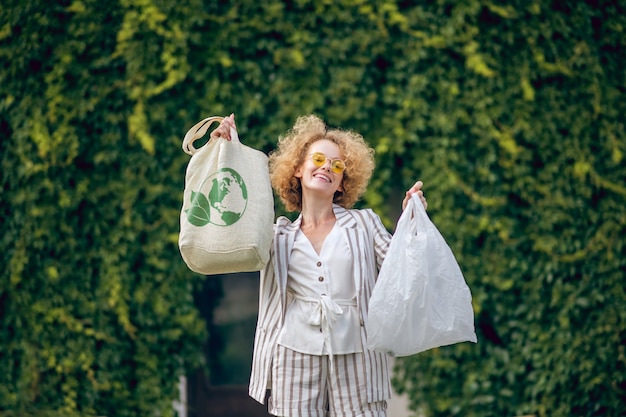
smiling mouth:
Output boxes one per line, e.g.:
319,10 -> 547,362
313,173 -> 331,182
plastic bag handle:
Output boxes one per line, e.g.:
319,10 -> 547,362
413,193 -> 429,225
182,116 -> 239,155
401,193 -> 428,236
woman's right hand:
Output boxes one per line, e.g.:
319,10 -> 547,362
210,113 -> 237,141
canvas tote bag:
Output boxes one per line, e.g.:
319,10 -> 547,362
179,116 -> 274,275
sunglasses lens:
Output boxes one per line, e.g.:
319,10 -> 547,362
331,160 -> 346,173
311,152 -> 326,167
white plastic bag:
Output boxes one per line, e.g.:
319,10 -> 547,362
366,194 -> 477,356
179,116 -> 274,275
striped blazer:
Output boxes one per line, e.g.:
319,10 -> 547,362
249,204 -> 393,404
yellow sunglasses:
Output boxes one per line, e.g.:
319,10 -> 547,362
310,152 -> 346,174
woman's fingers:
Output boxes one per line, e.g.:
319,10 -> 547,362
210,113 -> 236,141
227,113 -> 236,130
409,180 -> 423,193
402,181 -> 427,211
210,124 -> 228,140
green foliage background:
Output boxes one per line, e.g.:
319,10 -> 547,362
1,0 -> 624,416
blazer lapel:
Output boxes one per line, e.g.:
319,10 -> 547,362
333,205 -> 368,304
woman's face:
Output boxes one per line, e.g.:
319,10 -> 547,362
295,139 -> 344,198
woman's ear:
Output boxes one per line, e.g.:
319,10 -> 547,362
294,167 -> 302,178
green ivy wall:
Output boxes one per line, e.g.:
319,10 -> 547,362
1,0 -> 624,416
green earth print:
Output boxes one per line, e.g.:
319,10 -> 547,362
186,168 -> 248,227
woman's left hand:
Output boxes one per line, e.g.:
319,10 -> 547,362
402,181 -> 427,211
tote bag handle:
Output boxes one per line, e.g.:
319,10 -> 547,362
182,116 -> 239,155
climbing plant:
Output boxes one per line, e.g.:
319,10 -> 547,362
1,0 -> 624,415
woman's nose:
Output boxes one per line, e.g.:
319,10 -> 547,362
320,158 -> 332,170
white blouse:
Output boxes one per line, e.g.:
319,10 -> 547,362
277,223 -> 363,355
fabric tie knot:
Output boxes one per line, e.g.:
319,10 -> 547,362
307,294 -> 344,328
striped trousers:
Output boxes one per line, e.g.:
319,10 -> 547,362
268,345 -> 387,417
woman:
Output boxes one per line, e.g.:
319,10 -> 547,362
211,114 -> 427,417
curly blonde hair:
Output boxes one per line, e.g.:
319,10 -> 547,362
269,114 -> 375,212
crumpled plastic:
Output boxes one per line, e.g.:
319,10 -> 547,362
366,194 -> 477,356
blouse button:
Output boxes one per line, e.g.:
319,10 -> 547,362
318,276 -> 324,282
317,261 -> 322,267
